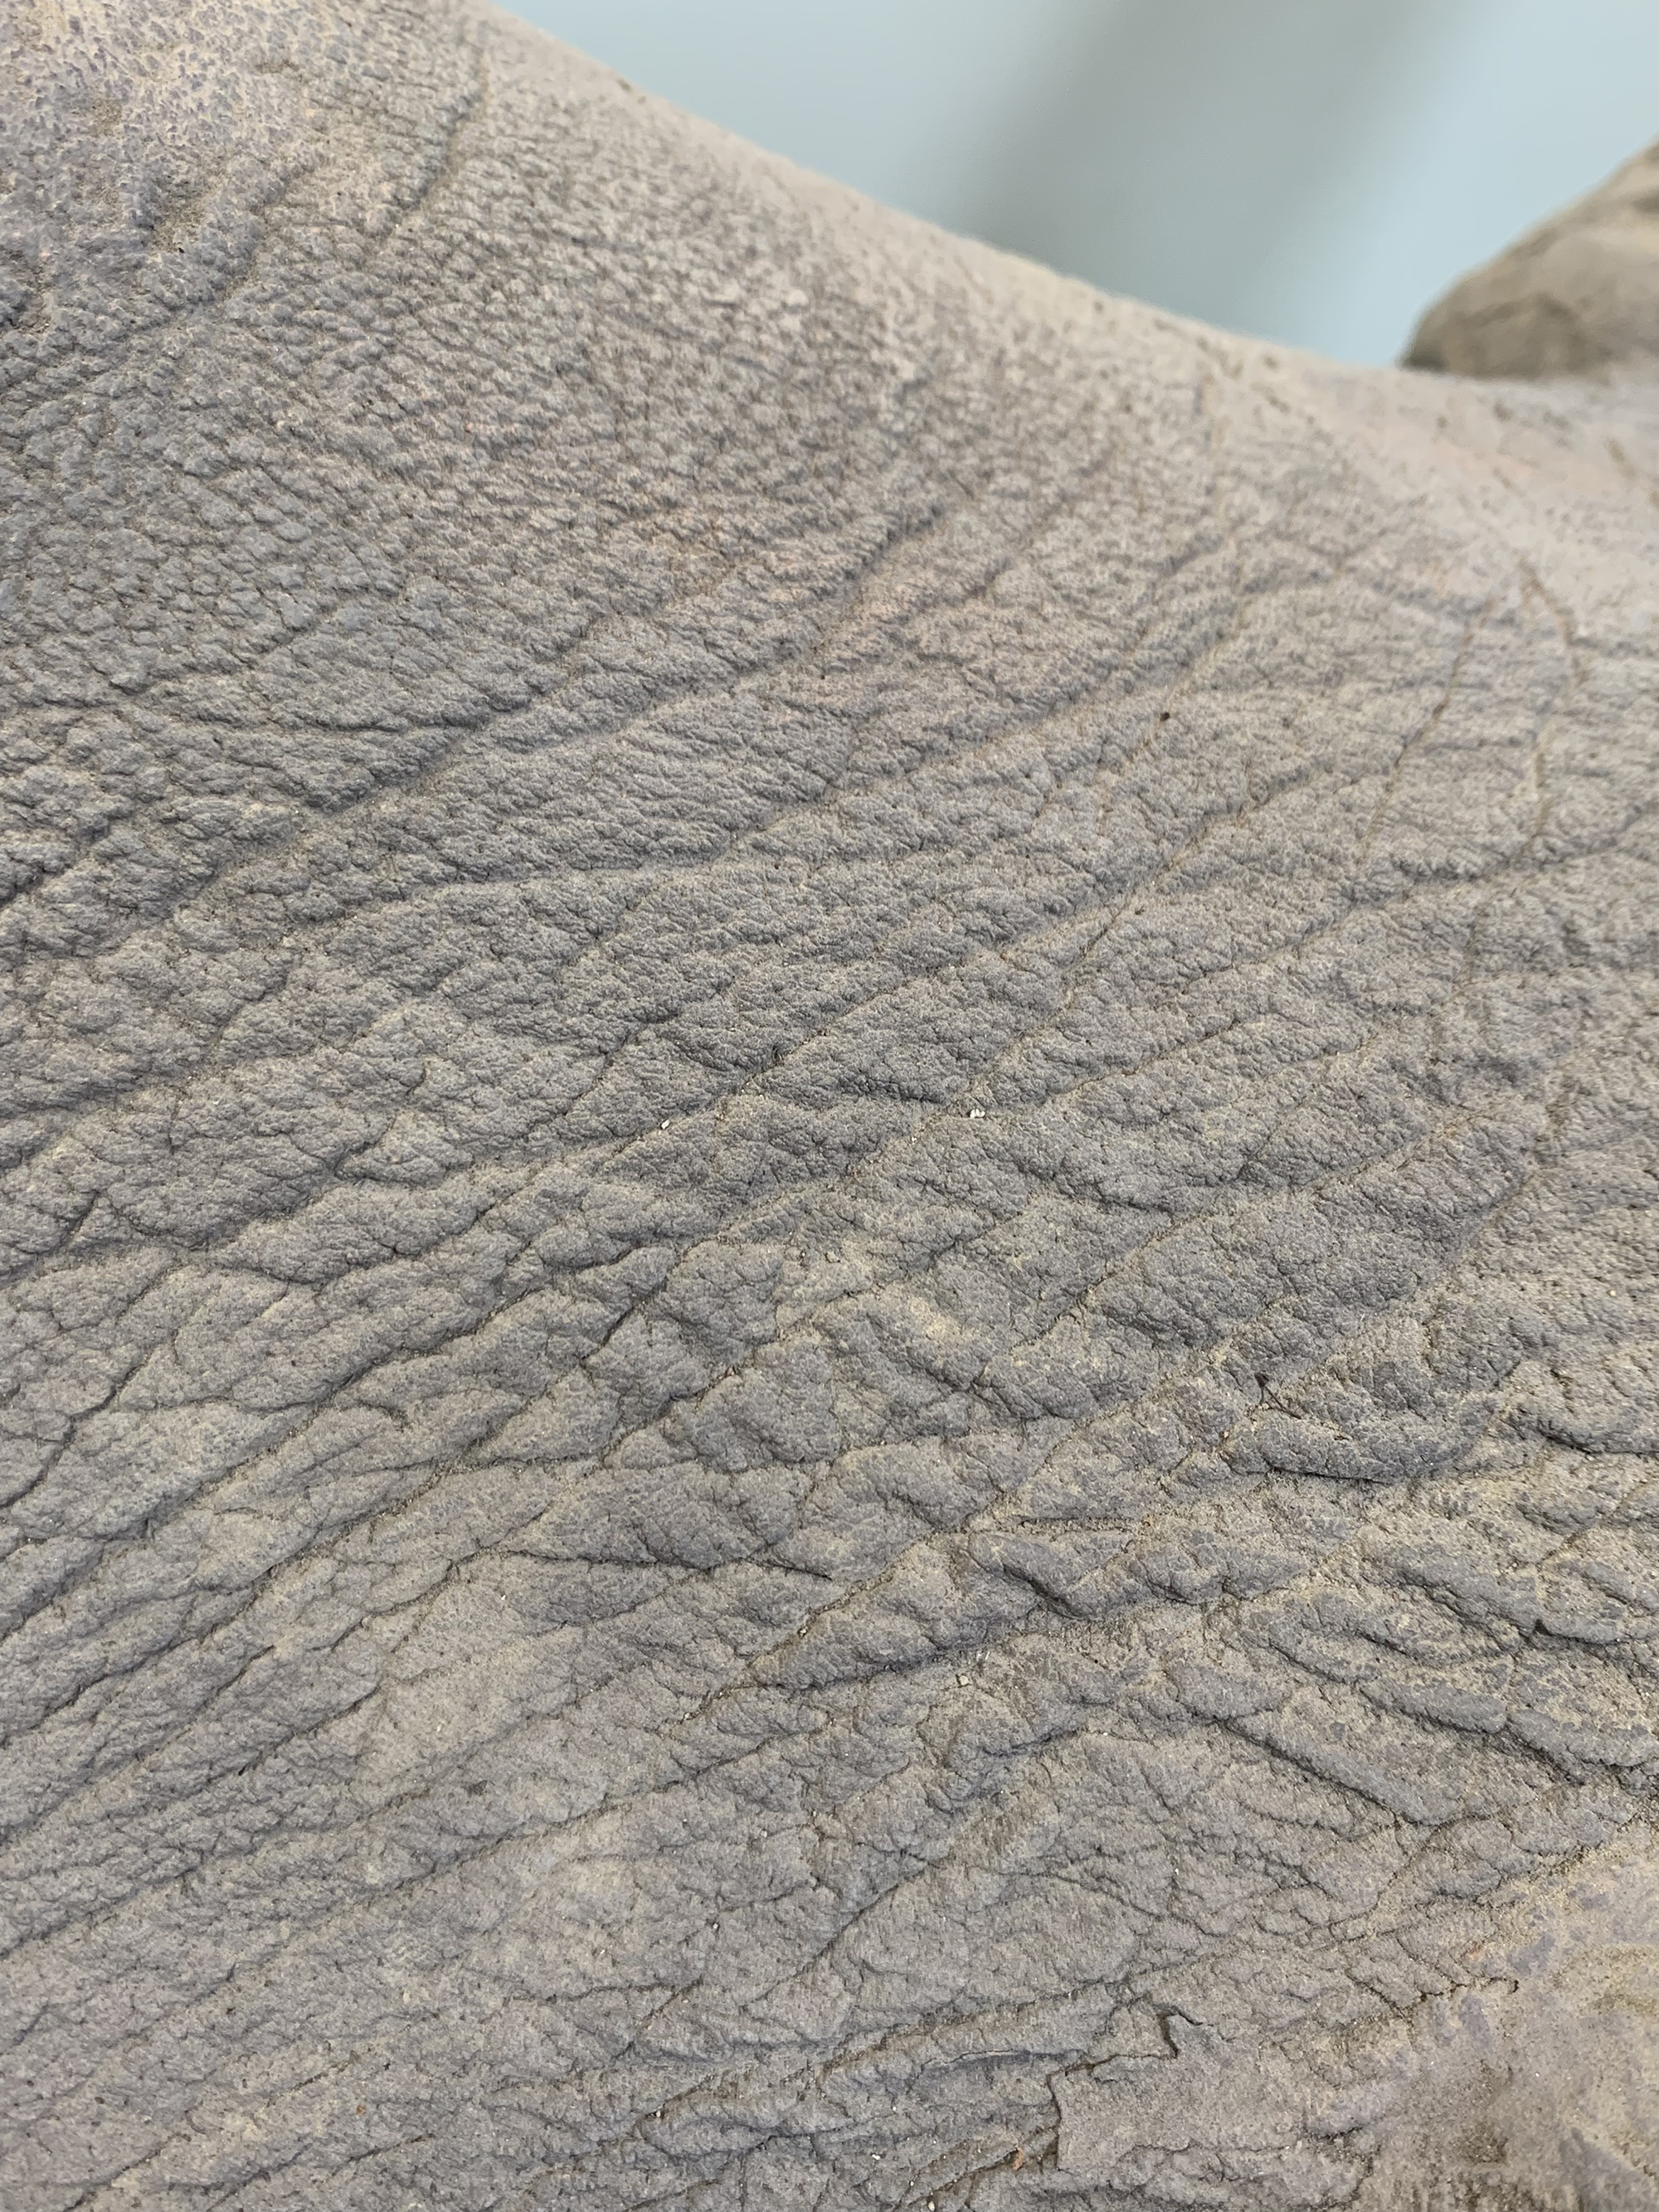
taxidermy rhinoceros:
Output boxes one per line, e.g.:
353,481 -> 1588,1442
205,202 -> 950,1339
3,4 -> 1657,2207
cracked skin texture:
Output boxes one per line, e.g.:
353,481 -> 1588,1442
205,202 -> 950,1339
2,2 -> 1658,2207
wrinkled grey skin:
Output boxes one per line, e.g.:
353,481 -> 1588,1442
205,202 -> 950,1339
3,5 -> 1658,2208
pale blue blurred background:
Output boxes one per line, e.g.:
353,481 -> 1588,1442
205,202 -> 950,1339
499,0 -> 1659,364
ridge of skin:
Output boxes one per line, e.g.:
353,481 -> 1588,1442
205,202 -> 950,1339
2,5 -> 1657,2208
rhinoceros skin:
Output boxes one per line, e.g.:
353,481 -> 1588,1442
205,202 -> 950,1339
3,5 -> 1658,2208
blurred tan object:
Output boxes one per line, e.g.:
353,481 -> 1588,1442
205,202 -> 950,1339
1408,139 -> 1659,375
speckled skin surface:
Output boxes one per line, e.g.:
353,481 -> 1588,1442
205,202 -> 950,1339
2,7 -> 1657,2208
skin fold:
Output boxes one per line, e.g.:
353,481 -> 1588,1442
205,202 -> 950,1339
2,4 -> 1657,2205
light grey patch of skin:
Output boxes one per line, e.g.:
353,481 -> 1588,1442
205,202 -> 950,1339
1355,1834 -> 1659,2212
1048,1832 -> 1659,2210
1,3 -> 1657,2209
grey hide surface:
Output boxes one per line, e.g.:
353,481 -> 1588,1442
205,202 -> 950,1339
2,4 -> 1658,2209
